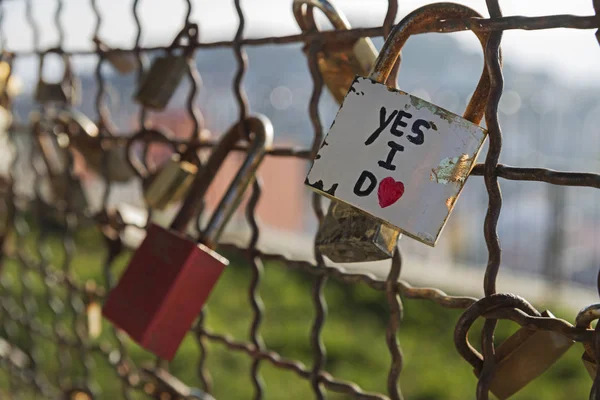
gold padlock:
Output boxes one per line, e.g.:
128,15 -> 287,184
484,310 -> 574,399
134,23 -> 199,110
576,304 -> 600,379
305,3 -> 494,255
293,0 -> 382,104
34,50 -> 80,106
455,295 -> 573,399
93,36 -> 138,74
54,109 -> 136,182
144,153 -> 198,210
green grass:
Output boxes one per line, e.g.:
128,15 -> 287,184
0,220 -> 594,399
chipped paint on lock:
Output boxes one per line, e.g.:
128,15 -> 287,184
305,77 -> 487,246
445,196 -> 457,211
430,154 -> 473,184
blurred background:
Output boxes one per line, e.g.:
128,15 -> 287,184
1,0 -> 600,399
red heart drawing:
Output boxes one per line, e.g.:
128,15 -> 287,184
378,177 -> 405,208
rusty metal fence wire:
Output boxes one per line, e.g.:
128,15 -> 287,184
1,0 -> 600,399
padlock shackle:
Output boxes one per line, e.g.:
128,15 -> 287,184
170,114 -> 273,248
576,304 -> 600,361
168,22 -> 199,56
368,2 -> 497,125
37,49 -> 75,85
126,128 -> 178,180
454,293 -> 541,372
293,0 -> 351,33
55,109 -> 99,139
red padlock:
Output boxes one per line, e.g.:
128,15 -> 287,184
102,115 -> 273,360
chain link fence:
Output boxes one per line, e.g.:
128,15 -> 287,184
1,0 -> 600,399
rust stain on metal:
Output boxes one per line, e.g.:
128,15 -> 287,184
445,196 -> 457,211
430,154 -> 473,184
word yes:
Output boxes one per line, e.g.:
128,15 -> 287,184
354,106 -> 431,198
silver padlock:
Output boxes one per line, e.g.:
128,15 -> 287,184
305,3 -> 493,251
93,36 -> 138,74
134,23 -> 199,110
34,50 -> 80,106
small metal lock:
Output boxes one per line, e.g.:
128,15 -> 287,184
293,0 -> 383,104
55,109 -> 136,182
31,112 -> 89,211
144,153 -> 198,210
93,36 -> 138,74
142,366 -> 216,400
134,23 -> 198,110
306,3 -> 494,248
34,50 -> 79,106
455,294 -> 574,400
102,115 -> 273,360
483,310 -> 574,399
575,304 -> 600,379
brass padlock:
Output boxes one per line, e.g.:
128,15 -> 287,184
144,153 -> 198,209
484,310 -> 574,399
576,304 -> 600,379
54,109 -> 136,182
142,366 -> 216,400
93,36 -> 138,74
305,3 -> 494,252
34,51 -> 79,106
293,0 -> 383,104
134,23 -> 199,110
455,294 -> 573,399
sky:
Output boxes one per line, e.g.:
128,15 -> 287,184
1,0 -> 599,84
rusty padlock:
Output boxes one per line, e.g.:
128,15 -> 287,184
102,115 -> 273,360
142,366 -> 216,400
455,294 -> 573,400
34,50 -> 79,106
306,3 -> 494,249
576,304 -> 600,379
54,109 -> 136,182
134,23 -> 199,110
93,36 -> 138,74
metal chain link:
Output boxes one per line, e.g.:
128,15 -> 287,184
0,0 -> 599,399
